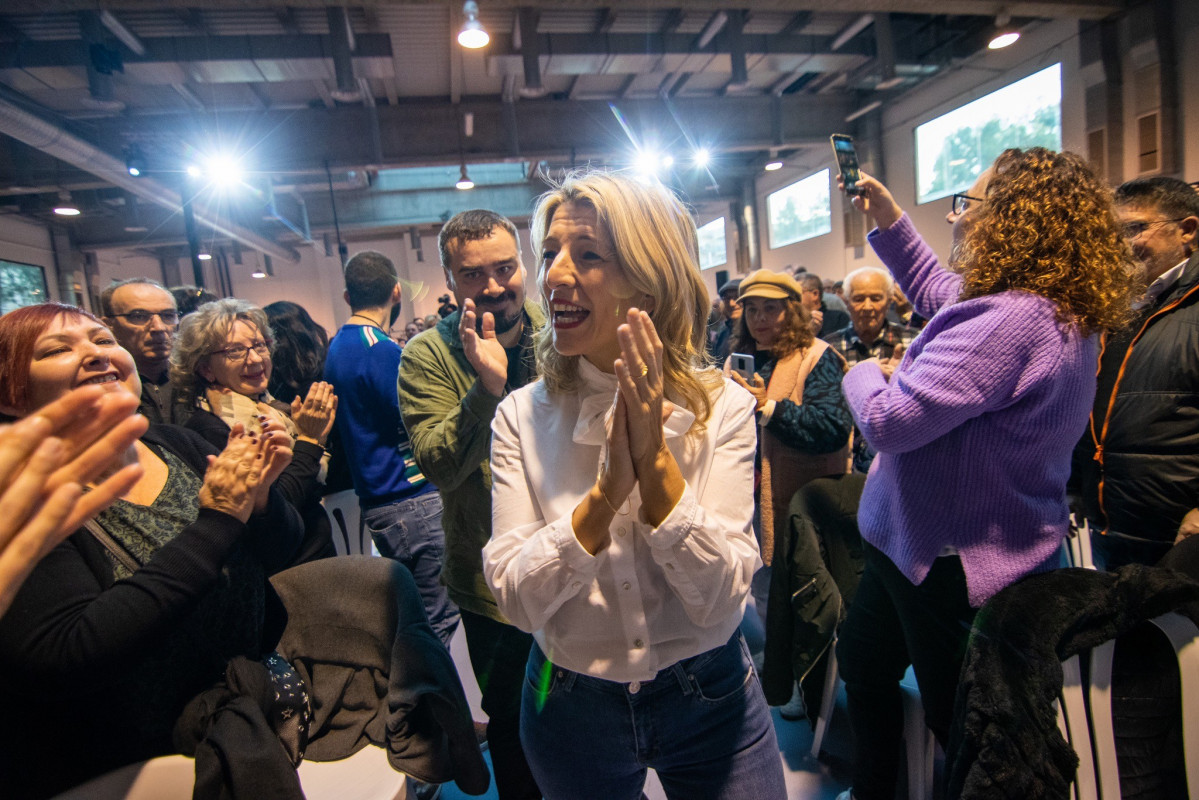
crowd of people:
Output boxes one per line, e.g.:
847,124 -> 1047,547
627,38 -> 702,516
0,155 -> 1196,799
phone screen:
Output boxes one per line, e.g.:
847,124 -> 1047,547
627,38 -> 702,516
831,134 -> 861,195
730,353 -> 754,381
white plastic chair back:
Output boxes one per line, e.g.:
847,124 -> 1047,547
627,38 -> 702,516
1057,653 -> 1099,800
322,489 -> 368,556
1088,611 -> 1199,799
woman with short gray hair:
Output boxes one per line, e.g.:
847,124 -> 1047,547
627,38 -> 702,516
173,297 -> 339,564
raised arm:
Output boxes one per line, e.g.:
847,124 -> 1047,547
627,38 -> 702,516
843,172 -> 962,317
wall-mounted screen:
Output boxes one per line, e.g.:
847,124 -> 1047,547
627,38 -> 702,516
0,260 -> 48,315
697,217 -> 727,269
767,169 -> 832,249
915,63 -> 1062,204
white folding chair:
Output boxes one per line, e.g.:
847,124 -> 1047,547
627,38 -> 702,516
808,648 -> 935,800
322,489 -> 369,556
1057,653 -> 1100,800
1088,611 -> 1199,799
1065,515 -> 1096,570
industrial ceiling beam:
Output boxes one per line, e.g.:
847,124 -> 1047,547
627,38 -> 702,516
0,1 -> 1126,23
0,90 -> 300,262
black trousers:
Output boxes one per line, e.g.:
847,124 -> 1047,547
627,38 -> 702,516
460,609 -> 543,800
836,542 -> 976,800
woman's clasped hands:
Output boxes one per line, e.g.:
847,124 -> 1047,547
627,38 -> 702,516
586,309 -> 684,552
199,424 -> 293,523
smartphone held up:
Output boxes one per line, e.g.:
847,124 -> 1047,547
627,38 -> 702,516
831,134 -> 862,196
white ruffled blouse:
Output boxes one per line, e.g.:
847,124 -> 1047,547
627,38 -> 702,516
483,359 -> 760,683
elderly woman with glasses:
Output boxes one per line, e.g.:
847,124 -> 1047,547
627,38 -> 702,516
172,298 -> 338,564
483,172 -> 786,799
830,149 -> 1139,800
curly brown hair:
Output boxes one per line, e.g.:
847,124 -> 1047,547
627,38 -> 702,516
956,147 -> 1139,336
730,296 -> 813,358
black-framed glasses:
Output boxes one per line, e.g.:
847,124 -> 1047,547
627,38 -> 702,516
212,341 -> 270,362
951,193 -> 985,215
1122,218 -> 1187,239
111,309 -> 180,326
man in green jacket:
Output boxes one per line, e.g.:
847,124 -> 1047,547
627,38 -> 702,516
398,209 -> 544,800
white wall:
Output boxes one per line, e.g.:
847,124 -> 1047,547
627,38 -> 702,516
1183,0 -> 1199,181
0,215 -> 60,301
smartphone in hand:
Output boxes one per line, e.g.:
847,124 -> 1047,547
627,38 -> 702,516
831,134 -> 862,195
729,353 -> 754,381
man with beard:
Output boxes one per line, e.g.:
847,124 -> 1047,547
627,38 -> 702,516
324,250 -> 460,650
398,210 -> 544,800
99,277 -> 190,425
823,266 -> 917,472
1072,176 -> 1199,567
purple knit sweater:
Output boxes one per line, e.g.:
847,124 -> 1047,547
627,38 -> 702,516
844,214 -> 1098,607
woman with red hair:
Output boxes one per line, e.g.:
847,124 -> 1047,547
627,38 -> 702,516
0,303 -> 303,798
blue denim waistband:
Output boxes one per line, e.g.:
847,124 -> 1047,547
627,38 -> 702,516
530,631 -> 744,698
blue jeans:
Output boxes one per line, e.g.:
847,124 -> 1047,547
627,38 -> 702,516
520,632 -> 786,800
361,492 -> 460,647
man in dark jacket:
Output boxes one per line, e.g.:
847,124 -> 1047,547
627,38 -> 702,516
1071,176 -> 1199,567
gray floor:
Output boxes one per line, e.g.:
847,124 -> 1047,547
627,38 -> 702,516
441,608 -> 853,800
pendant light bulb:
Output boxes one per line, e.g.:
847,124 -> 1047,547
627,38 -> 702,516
458,2 -> 489,49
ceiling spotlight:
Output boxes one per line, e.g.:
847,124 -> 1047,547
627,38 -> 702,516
661,155 -> 675,169
53,191 -> 81,216
693,148 -> 711,168
204,154 -> 244,188
764,160 -> 784,172
635,150 -> 662,176
125,145 -> 147,177
197,250 -> 213,261
458,1 -> 489,49
988,13 -> 1020,49
456,164 -> 475,190
251,268 -> 267,279
185,164 -> 204,179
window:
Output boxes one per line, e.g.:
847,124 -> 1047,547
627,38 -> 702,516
915,63 -> 1062,204
767,169 -> 832,249
697,217 -> 727,269
0,260 -> 47,315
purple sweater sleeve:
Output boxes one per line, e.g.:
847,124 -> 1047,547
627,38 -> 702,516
843,292 -> 1066,455
867,213 -> 962,319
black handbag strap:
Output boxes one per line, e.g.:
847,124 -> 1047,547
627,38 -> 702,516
82,519 -> 141,573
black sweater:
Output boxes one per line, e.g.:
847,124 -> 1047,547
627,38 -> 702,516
0,424 -> 303,799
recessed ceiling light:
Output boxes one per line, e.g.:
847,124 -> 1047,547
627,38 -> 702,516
988,31 -> 1020,49
764,160 -> 784,171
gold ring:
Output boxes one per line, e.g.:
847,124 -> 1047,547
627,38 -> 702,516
638,364 -> 649,378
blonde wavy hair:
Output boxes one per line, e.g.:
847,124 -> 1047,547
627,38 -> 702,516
957,148 -> 1139,335
531,171 -> 720,430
